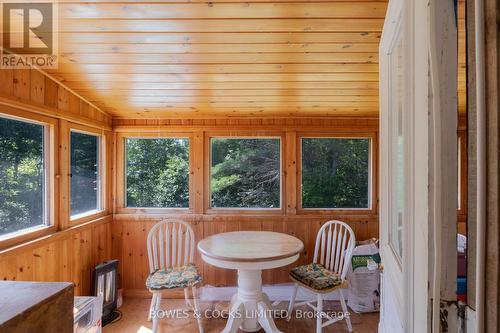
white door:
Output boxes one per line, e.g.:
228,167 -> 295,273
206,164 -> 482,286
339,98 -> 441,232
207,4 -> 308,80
379,0 -> 430,331
379,0 -> 406,330
379,0 -> 458,332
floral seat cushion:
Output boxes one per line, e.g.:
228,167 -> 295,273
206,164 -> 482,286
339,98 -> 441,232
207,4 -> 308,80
146,263 -> 202,290
289,263 -> 345,291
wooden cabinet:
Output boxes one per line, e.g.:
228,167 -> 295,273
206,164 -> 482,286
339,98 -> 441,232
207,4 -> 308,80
0,281 -> 74,333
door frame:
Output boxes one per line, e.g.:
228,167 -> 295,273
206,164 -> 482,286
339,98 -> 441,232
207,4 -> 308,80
379,0 -> 456,331
379,0 -> 406,330
379,0 -> 423,330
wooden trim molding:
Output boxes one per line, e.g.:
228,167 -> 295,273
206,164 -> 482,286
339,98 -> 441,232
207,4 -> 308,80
204,130 -> 287,215
0,68 -> 113,246
295,130 -> 379,215
113,119 -> 380,218
112,117 -> 379,132
0,226 -> 57,251
114,131 -> 196,214
38,69 -> 108,119
0,110 -> 59,248
0,215 -> 111,255
0,95 -> 110,131
61,122 -> 113,229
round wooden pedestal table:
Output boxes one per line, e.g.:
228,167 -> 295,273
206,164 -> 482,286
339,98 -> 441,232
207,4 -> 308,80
198,231 -> 304,333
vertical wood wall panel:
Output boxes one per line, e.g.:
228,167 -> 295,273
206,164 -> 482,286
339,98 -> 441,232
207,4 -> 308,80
0,68 -> 112,129
113,215 -> 378,294
111,118 -> 381,296
13,69 -> 30,100
0,218 -> 113,296
0,67 -> 113,296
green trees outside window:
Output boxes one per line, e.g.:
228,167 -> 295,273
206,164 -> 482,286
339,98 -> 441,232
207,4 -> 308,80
301,138 -> 370,209
210,138 -> 281,208
126,138 -> 189,208
70,132 -> 100,217
0,116 -> 46,236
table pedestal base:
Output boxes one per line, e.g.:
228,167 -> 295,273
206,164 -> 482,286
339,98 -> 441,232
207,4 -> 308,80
221,270 -> 283,333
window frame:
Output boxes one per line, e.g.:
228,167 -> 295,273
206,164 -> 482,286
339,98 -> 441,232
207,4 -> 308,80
205,131 -> 285,215
116,132 -> 194,214
297,131 -> 378,215
0,110 -> 57,248
68,124 -> 106,224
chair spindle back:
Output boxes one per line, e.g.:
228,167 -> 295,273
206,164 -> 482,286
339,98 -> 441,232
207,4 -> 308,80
313,220 -> 356,279
147,219 -> 196,274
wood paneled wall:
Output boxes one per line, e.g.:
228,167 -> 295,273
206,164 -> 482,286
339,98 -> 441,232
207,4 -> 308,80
0,68 -> 112,129
113,215 -> 378,296
0,217 -> 112,296
0,68 -> 113,296
112,118 -> 380,296
0,80 -> 468,298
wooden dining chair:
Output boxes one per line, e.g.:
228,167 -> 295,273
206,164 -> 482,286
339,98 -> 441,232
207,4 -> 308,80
287,220 -> 356,333
146,219 -> 204,333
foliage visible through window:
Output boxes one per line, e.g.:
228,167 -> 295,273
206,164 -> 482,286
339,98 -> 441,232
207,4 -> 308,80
211,138 -> 280,208
301,138 -> 370,209
71,131 -> 100,217
126,138 -> 189,208
0,117 -> 46,236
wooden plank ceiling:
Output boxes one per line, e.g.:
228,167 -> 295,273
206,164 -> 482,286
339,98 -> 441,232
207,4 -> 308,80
45,0 -> 386,118
45,0 -> 465,119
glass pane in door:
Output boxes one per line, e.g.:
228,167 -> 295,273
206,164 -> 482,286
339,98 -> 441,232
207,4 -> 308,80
389,38 -> 404,259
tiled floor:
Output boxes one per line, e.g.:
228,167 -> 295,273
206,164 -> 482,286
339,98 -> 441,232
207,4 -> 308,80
104,298 -> 379,333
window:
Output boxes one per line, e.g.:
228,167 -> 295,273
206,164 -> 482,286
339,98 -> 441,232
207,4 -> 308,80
0,116 -> 48,237
125,138 -> 189,208
210,138 -> 281,209
301,138 -> 370,209
70,131 -> 101,217
389,36 -> 404,259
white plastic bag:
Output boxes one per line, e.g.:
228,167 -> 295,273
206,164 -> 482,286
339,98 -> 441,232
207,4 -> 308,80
347,240 -> 381,313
